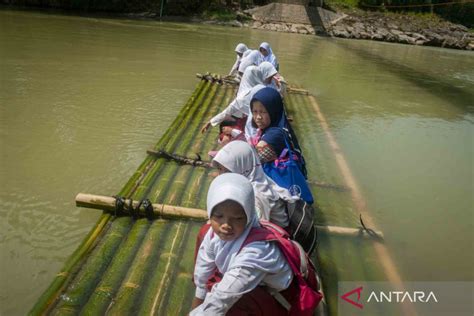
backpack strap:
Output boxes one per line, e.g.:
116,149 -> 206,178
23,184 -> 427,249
240,221 -> 304,278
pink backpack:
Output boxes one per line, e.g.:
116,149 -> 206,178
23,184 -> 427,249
241,220 -> 323,316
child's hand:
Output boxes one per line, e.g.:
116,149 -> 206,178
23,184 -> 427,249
201,121 -> 211,134
274,77 -> 281,88
221,126 -> 233,134
220,135 -> 232,146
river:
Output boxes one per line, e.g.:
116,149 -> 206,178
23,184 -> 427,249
0,8 -> 472,315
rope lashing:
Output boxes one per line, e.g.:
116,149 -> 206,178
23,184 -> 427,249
359,214 -> 384,241
142,199 -> 154,220
113,196 -> 154,219
113,196 -> 125,217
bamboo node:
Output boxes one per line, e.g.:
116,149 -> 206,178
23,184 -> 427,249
161,252 -> 178,259
123,282 -> 140,289
56,271 -> 69,277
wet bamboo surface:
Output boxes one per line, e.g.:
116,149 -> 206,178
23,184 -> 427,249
31,78 -> 390,316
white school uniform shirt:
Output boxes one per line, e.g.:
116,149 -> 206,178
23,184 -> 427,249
191,174 -> 292,316
213,141 -> 295,227
228,43 -> 248,76
209,67 -> 265,127
259,42 -> 279,70
237,50 -> 261,75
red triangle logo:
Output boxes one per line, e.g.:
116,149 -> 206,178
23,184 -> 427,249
341,286 -> 364,309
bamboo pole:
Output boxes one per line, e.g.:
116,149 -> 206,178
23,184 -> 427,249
76,193 -> 207,220
162,81 -> 214,153
308,95 -> 416,315
30,80 -> 210,315
169,82 -> 219,153
51,217 -> 133,315
141,86 -> 230,314
29,214 -> 111,316
106,220 -> 178,315
79,218 -> 150,315
151,223 -> 201,315
153,80 -> 208,151
138,221 -> 189,315
119,80 -> 208,197
287,93 -> 375,314
165,83 -> 225,196
75,193 -> 383,239
147,83 -> 221,202
123,80 -> 211,201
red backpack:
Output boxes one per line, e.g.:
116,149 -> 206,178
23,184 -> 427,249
241,220 -> 323,316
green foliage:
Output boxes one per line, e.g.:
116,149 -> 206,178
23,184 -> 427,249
436,2 -> 474,28
357,0 -> 474,27
201,7 -> 237,21
325,0 -> 361,10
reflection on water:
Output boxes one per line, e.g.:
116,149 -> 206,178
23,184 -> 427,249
1,9 -> 473,315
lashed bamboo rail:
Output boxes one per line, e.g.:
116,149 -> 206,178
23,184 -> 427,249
75,193 -> 384,239
31,74 -> 402,316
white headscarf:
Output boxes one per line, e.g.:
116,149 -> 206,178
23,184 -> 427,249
237,65 -> 264,96
244,84 -> 266,138
258,62 -> 277,81
205,173 -> 264,273
213,141 -> 295,224
238,50 -> 261,74
259,42 -> 278,69
235,43 -> 248,54
242,50 -> 252,58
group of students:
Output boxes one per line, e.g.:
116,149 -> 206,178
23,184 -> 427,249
190,42 -> 321,315
228,42 -> 279,78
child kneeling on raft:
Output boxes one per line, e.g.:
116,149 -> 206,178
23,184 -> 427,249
190,173 -> 294,315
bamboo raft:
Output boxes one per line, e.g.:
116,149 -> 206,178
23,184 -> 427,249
30,74 -> 401,315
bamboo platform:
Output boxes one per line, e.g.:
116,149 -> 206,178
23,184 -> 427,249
30,75 -> 397,315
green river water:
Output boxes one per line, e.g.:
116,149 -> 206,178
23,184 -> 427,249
0,9 -> 473,315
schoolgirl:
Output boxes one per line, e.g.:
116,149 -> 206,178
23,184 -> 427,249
259,42 -> 279,71
237,50 -> 261,76
228,43 -> 249,76
190,173 -> 294,315
249,87 -> 305,170
212,140 -> 296,228
201,66 -> 265,140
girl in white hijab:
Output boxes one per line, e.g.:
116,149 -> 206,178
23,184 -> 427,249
237,50 -> 261,76
228,43 -> 248,76
259,42 -> 279,70
212,140 -> 295,227
190,173 -> 292,315
243,62 -> 279,140
201,65 -> 266,135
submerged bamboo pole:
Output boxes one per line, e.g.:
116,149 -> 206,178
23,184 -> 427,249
308,95 -> 416,315
29,214 -> 111,316
76,193 -> 383,239
51,217 -> 133,315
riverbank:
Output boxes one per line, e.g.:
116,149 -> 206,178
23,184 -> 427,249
325,9 -> 474,50
2,3 -> 473,51
237,3 -> 473,50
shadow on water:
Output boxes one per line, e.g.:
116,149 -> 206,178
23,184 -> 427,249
333,40 -> 474,114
